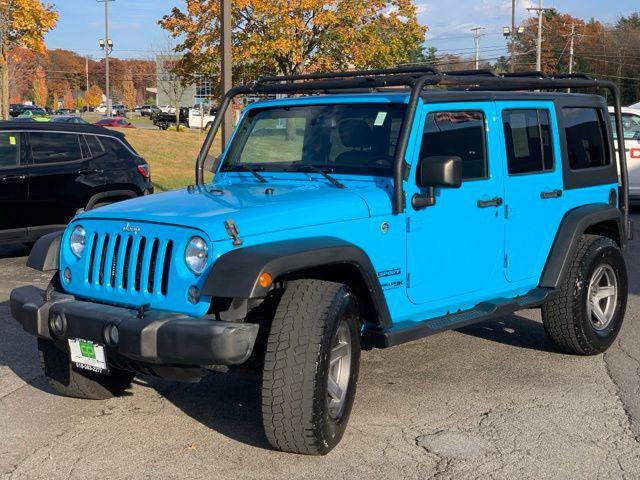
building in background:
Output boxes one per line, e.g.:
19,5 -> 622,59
156,55 -> 215,107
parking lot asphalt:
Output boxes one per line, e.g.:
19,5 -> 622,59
1,217 -> 639,480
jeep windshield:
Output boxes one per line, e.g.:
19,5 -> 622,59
221,103 -> 406,176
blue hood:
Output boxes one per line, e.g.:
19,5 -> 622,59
79,182 -> 380,241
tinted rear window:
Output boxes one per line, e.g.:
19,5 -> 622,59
563,108 -> 609,170
30,132 -> 82,164
100,137 -> 133,158
85,135 -> 106,157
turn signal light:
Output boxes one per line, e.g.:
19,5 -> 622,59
258,272 -> 272,288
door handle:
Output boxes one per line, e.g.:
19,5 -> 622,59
0,174 -> 27,183
540,189 -> 562,199
77,168 -> 102,175
477,197 -> 503,208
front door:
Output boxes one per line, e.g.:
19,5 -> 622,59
0,132 -> 29,242
406,102 -> 505,308
498,105 -> 565,283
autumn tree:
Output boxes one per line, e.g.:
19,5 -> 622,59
62,84 -> 73,109
121,73 -> 137,111
159,0 -> 426,82
0,0 -> 58,118
31,64 -> 46,106
85,84 -> 103,108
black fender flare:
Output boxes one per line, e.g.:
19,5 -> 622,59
202,237 -> 392,329
539,204 -> 624,289
26,231 -> 63,272
85,189 -> 138,211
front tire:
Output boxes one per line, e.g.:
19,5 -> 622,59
261,280 -> 360,455
38,338 -> 134,399
542,234 -> 627,355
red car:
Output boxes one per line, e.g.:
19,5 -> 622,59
94,117 -> 135,128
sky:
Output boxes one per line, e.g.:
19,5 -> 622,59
45,0 -> 640,62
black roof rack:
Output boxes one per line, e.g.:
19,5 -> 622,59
196,66 -> 629,239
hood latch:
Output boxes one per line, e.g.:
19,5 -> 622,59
224,218 -> 243,247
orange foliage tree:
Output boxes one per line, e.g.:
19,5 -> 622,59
32,65 -> 46,107
62,84 -> 74,109
85,84 -> 103,108
159,0 -> 426,81
121,73 -> 137,111
0,0 -> 58,118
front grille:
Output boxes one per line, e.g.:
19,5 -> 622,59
85,232 -> 173,297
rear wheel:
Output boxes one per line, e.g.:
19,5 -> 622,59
38,338 -> 134,399
542,234 -> 627,355
261,279 -> 360,455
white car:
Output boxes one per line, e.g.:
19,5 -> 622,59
609,106 -> 640,203
94,104 -> 107,114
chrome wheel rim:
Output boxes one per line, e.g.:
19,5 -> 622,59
587,264 -> 618,331
327,320 -> 352,420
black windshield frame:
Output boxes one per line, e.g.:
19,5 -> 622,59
220,103 -> 407,177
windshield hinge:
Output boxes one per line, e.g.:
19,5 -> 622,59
406,217 -> 411,233
224,218 -> 243,247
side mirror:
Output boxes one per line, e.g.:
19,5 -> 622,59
416,155 -> 462,189
412,156 -> 462,209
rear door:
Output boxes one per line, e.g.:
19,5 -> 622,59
0,132 -> 29,240
26,131 -> 97,228
499,104 -> 565,282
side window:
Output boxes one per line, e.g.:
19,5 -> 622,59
30,132 -> 82,164
100,136 -> 133,158
503,109 -> 554,175
0,132 -> 19,168
85,135 -> 106,157
420,110 -> 488,180
563,107 -> 609,170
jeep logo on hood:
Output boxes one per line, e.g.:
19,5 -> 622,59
122,223 -> 141,234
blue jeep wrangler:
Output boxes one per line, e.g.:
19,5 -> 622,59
10,67 -> 631,455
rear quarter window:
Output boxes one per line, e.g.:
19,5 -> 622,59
100,136 -> 134,159
563,107 -> 610,170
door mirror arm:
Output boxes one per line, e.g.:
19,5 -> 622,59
412,156 -> 462,210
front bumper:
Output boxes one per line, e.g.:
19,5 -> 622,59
10,286 -> 258,367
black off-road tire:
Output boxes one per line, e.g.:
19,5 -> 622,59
38,338 -> 134,400
541,234 -> 627,355
261,279 -> 360,455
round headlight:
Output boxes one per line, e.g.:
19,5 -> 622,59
185,236 -> 208,275
70,226 -> 86,258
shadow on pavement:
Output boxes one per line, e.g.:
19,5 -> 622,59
457,314 -> 558,353
0,300 -> 56,396
0,244 -> 30,260
147,371 -> 273,450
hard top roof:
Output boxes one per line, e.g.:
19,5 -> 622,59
0,121 -> 125,138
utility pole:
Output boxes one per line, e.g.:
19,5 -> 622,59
568,23 -> 576,75
527,0 -> 552,71
471,27 -> 485,70
97,0 -> 114,117
220,0 -> 233,148
85,56 -> 89,93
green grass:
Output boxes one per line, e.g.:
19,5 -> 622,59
117,128 -> 218,191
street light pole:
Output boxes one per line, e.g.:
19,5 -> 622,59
97,0 -> 114,117
510,0 -> 516,72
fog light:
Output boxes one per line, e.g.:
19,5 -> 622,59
63,267 -> 72,284
49,313 -> 65,336
258,272 -> 272,288
105,324 -> 119,345
188,286 -> 201,304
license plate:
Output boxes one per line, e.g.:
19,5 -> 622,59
68,339 -> 109,374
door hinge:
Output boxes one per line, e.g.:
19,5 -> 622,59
504,204 -> 509,219
406,216 -> 411,233
406,272 -> 411,288
504,253 -> 509,268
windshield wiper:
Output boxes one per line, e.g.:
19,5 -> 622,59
237,164 -> 267,183
297,165 -> 345,189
